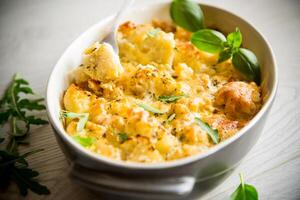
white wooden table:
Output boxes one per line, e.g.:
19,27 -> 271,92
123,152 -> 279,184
0,0 -> 300,199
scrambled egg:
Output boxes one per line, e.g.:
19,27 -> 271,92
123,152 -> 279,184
62,20 -> 262,163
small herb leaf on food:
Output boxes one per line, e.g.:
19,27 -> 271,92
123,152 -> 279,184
147,28 -> 161,37
137,103 -> 166,114
167,113 -> 176,122
60,110 -> 89,132
227,28 -> 242,49
218,48 -> 233,63
118,133 -> 129,143
230,173 -> 258,200
232,48 -> 261,84
158,94 -> 186,103
195,117 -> 219,144
191,29 -> 226,53
170,0 -> 204,32
72,135 -> 95,147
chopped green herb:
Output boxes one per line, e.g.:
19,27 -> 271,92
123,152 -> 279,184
72,135 -> 95,147
118,133 -> 128,143
195,117 -> 219,144
147,28 -> 160,37
137,103 -> 166,114
167,113 -> 176,122
60,110 -> 89,132
230,173 -> 258,200
158,94 -> 187,103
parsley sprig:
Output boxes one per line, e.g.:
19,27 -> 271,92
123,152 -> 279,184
0,74 -> 50,196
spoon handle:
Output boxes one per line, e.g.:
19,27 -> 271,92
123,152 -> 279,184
104,0 -> 135,53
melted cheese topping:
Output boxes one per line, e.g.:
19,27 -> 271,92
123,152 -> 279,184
62,20 -> 262,163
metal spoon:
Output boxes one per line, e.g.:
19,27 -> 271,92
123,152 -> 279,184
103,0 -> 134,54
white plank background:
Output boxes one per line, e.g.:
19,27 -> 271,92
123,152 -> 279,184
0,0 -> 300,199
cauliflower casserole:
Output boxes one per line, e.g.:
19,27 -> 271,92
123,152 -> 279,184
61,20 -> 262,163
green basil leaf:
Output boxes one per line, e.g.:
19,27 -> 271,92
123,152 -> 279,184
137,103 -> 166,114
170,0 -> 204,32
218,48 -> 232,63
118,133 -> 128,143
72,135 -> 95,147
158,94 -> 186,103
232,48 -> 261,84
147,28 -> 160,37
227,28 -> 242,49
195,117 -> 219,144
191,29 -> 226,53
230,174 -> 258,200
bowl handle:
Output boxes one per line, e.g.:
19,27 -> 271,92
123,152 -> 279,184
70,163 -> 195,198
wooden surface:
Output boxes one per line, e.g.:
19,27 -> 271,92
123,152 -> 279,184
0,0 -> 300,199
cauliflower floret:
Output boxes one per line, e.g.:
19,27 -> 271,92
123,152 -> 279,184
215,81 -> 261,119
118,22 -> 175,65
204,114 -> 240,141
63,84 -> 91,113
125,64 -> 177,97
127,137 -> 163,163
156,133 -> 179,156
174,63 -> 194,80
82,42 -> 123,81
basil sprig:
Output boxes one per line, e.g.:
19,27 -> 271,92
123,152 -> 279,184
195,117 -> 219,144
230,173 -> 258,200
170,0 -> 204,32
191,28 -> 261,84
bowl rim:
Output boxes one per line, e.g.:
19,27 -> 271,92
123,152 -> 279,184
46,1 -> 278,170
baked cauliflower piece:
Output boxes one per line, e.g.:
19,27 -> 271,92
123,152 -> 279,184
215,81 -> 261,119
118,22 -> 175,65
81,42 -> 124,81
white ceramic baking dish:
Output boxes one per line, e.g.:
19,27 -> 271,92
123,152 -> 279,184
46,2 -> 277,199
